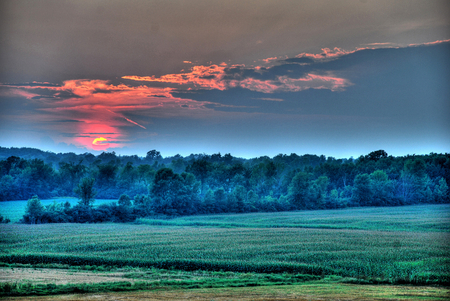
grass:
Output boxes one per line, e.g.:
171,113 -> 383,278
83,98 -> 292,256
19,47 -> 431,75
136,204 -> 450,232
1,205 -> 449,285
0,204 -> 449,297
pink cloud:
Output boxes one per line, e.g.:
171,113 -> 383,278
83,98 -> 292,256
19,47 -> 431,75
262,57 -> 279,63
295,39 -> 450,61
1,79 -> 217,150
123,63 -> 230,90
238,73 -> 352,93
408,39 -> 450,47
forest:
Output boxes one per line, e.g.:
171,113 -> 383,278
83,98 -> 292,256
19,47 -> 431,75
0,147 -> 448,223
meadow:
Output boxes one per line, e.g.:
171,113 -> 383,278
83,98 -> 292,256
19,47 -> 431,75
0,204 -> 449,298
0,198 -> 115,223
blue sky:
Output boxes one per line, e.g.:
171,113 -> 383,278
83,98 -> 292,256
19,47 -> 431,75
0,0 -> 449,158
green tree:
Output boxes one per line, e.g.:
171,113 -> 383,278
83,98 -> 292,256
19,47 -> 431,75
0,214 -> 10,224
58,160 -> 86,195
352,173 -> 372,206
401,158 -> 427,203
74,177 -> 97,206
233,185 -> 247,212
370,170 -> 393,206
23,195 -> 44,224
434,177 -> 449,203
203,188 -> 216,213
214,187 -> 227,213
151,168 -> 200,215
118,194 -> 131,206
287,172 -> 310,209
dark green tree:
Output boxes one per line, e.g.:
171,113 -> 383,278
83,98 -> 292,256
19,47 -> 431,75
23,195 -> 44,224
288,172 -> 310,209
151,168 -> 200,215
74,177 -> 97,206
352,173 -> 372,206
118,194 -> 132,206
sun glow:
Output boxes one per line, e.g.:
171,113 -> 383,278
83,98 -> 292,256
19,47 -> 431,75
92,137 -> 109,150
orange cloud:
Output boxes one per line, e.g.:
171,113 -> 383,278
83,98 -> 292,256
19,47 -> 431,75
1,79 -> 215,150
123,60 -> 352,94
262,57 -> 279,63
123,63 -> 231,90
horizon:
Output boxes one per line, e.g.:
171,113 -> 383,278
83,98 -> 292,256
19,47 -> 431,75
1,145 -> 447,162
1,1 -> 449,159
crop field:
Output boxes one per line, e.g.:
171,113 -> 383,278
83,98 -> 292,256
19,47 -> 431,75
0,204 -> 449,298
136,204 -> 450,232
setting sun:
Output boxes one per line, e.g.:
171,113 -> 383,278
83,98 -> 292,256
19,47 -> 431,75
92,137 -> 108,145
92,137 -> 110,150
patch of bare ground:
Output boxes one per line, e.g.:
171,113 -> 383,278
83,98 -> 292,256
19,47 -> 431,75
1,284 -> 449,301
0,268 -> 136,285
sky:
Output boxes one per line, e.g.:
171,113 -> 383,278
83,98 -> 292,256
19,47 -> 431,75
0,0 -> 449,159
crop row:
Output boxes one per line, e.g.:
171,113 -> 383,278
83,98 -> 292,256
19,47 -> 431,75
1,222 -> 449,285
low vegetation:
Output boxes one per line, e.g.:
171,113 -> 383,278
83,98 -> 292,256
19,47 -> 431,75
1,204 -> 449,298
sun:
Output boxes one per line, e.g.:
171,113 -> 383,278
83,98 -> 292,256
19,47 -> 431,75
92,137 -> 108,145
92,137 -> 109,150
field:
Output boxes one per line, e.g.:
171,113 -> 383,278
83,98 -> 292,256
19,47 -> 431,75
0,198 -> 115,223
0,204 -> 449,299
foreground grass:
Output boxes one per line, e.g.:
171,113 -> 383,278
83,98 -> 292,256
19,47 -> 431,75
0,204 -> 449,297
1,222 -> 449,284
1,282 -> 449,300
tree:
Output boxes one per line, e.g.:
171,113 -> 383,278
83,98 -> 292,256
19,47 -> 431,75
366,150 -> 388,161
202,189 -> 216,213
0,214 -> 10,224
23,195 -> 44,224
434,177 -> 449,203
370,170 -> 393,206
58,160 -> 86,195
118,194 -> 132,206
146,150 -> 162,162
214,187 -> 227,213
151,168 -> 200,215
288,172 -> 310,209
74,177 -> 97,206
233,185 -> 247,212
119,162 -> 136,188
186,159 -> 212,194
401,158 -> 427,203
352,173 -> 372,206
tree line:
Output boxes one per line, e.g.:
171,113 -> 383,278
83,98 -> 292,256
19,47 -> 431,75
0,148 -> 448,223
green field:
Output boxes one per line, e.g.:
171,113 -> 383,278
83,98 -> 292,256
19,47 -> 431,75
0,198 -> 115,223
0,204 -> 449,297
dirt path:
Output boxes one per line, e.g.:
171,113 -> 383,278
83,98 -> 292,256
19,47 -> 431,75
0,267 -> 133,285
1,284 -> 449,301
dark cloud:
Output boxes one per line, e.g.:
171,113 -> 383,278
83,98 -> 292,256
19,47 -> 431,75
6,82 -> 61,87
1,0 -> 449,83
282,57 -> 315,64
46,120 -> 83,123
174,43 -> 450,127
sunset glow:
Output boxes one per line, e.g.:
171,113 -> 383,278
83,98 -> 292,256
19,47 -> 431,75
1,1 -> 449,157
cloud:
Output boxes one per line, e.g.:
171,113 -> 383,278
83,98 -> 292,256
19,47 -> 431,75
254,97 -> 284,102
124,40 -> 450,94
262,57 -> 279,63
0,79 -> 217,150
2,39 -> 448,154
123,58 -> 352,94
